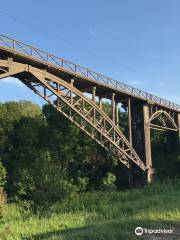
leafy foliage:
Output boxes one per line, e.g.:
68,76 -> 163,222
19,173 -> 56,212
0,188 -> 6,220
0,160 -> 7,188
0,101 -> 114,203
0,101 -> 179,205
101,172 -> 117,191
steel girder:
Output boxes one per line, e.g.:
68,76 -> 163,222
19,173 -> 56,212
0,59 -> 146,171
0,34 -> 180,112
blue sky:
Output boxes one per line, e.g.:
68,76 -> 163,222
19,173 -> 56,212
0,0 -> 180,105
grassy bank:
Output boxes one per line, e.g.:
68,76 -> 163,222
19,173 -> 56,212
0,180 -> 180,240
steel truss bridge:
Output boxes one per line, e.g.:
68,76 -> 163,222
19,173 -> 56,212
0,34 -> 179,184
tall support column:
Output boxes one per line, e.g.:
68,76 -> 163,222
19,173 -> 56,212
131,102 -> 155,184
131,102 -> 145,161
92,87 -> 96,103
111,93 -> 115,123
127,98 -> 133,189
143,105 -> 156,184
143,105 -> 152,169
177,113 -> 180,140
128,98 -> 132,145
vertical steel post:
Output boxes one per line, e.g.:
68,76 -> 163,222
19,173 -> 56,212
116,103 -> 119,127
92,87 -> 96,103
92,87 -> 96,124
70,79 -> 74,105
99,97 -> 103,110
111,93 -> 115,122
128,98 -> 133,188
56,82 -> 60,108
71,79 -> 74,86
44,87 -> 46,98
177,113 -> 180,139
128,98 -> 132,145
70,79 -> 74,116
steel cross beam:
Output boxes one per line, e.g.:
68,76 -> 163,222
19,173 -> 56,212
0,59 -> 146,172
0,34 -> 180,112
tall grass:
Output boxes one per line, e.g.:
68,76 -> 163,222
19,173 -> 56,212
0,180 -> 180,240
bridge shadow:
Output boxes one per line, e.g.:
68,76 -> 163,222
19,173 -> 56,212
23,220 -> 180,240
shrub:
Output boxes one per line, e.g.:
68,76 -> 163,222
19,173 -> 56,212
33,178 -> 78,206
77,177 -> 89,192
0,161 -> 7,220
0,187 -> 7,220
101,172 -> 117,191
14,169 -> 36,200
0,160 -> 7,188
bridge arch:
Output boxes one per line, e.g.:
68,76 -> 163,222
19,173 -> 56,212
0,59 -> 146,171
150,109 -> 178,132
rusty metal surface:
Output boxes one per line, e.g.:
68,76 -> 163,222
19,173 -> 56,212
0,34 -> 179,112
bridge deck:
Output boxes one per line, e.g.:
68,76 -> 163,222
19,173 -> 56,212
0,34 -> 179,112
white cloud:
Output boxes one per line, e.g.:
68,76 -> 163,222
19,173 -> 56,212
88,28 -> 95,36
127,80 -> 142,86
0,77 -> 24,87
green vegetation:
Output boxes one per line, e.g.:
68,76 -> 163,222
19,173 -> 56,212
0,180 -> 180,240
0,101 -> 121,203
0,101 -> 179,239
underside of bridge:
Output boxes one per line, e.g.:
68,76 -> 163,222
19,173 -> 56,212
0,34 -> 180,186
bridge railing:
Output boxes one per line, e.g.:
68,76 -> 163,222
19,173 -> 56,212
0,34 -> 179,111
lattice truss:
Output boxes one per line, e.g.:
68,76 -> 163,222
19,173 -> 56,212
0,33 -> 180,111
0,65 -> 8,75
0,60 -> 146,171
149,108 -> 178,132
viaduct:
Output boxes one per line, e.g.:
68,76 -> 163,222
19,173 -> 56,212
0,34 -> 179,185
